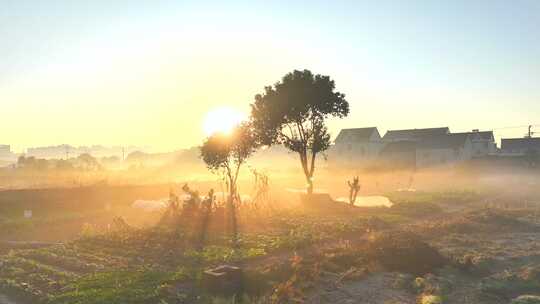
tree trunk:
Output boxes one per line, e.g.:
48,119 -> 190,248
307,178 -> 314,195
227,179 -> 238,246
306,152 -> 316,195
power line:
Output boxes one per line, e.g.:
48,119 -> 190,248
492,124 -> 540,130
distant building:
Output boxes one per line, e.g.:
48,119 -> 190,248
0,144 -> 16,164
27,144 -> 72,159
452,130 -> 496,157
26,145 -> 149,159
382,127 -> 450,142
332,127 -> 385,165
416,133 -> 473,167
379,141 -> 417,167
331,126 -> 483,168
501,137 -> 540,156
0,145 -> 10,154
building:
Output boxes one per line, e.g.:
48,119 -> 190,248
331,126 -> 481,168
382,127 -> 450,142
0,145 -> 10,154
332,127 -> 385,165
501,137 -> 540,156
452,130 -> 496,157
0,144 -> 16,164
379,141 -> 417,167
416,133 -> 473,167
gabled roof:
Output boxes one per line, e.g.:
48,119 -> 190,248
501,137 -> 540,151
380,141 -> 417,154
382,127 -> 450,141
335,127 -> 379,143
453,131 -> 494,141
418,133 -> 470,150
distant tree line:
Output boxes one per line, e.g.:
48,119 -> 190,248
16,153 -> 103,171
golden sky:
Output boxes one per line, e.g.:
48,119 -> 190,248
1,1 -> 539,153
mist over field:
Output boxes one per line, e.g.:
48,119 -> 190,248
2,1 -> 540,303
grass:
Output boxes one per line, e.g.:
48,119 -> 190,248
387,190 -> 480,206
3,187 -> 537,303
47,270 -> 180,304
0,206 -> 387,303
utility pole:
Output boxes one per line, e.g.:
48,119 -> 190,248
526,125 -> 533,138
525,125 -> 536,168
122,147 -> 125,162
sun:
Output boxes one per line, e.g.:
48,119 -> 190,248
203,107 -> 246,136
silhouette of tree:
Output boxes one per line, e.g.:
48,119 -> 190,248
126,151 -> 148,162
250,69 -> 349,194
17,155 -> 37,169
200,123 -> 258,244
17,155 -> 27,168
348,176 -> 361,205
56,159 -> 74,170
77,153 -> 101,171
200,122 -> 258,200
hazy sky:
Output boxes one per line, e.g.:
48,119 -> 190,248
1,0 -> 539,152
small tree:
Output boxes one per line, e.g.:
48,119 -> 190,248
347,176 -> 361,205
250,69 -> 349,194
77,153 -> 101,171
201,123 -> 258,199
200,122 -> 258,241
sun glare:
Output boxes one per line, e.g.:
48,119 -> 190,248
203,107 -> 246,136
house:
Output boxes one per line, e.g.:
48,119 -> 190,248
416,133 -> 473,167
501,137 -> 540,156
0,144 -> 16,163
452,130 -> 496,157
332,127 -> 384,165
377,133 -> 473,168
331,126 -> 490,168
379,141 -> 417,167
382,127 -> 450,142
0,145 -> 10,154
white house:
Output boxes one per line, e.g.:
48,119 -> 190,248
331,126 -> 493,168
331,127 -> 384,165
453,130 -> 496,157
415,133 -> 474,167
0,144 -> 16,163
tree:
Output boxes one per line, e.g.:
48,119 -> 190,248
126,151 -> 148,163
200,123 -> 258,243
200,122 -> 258,200
77,153 -> 101,171
250,69 -> 349,194
56,159 -> 74,170
347,176 -> 361,205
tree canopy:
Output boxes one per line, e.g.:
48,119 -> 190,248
250,69 -> 349,193
200,122 -> 258,197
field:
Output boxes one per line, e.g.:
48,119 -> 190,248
1,175 -> 540,304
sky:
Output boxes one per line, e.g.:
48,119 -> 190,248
1,0 -> 539,153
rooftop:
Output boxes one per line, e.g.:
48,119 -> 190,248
335,127 -> 379,143
382,127 -> 450,141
